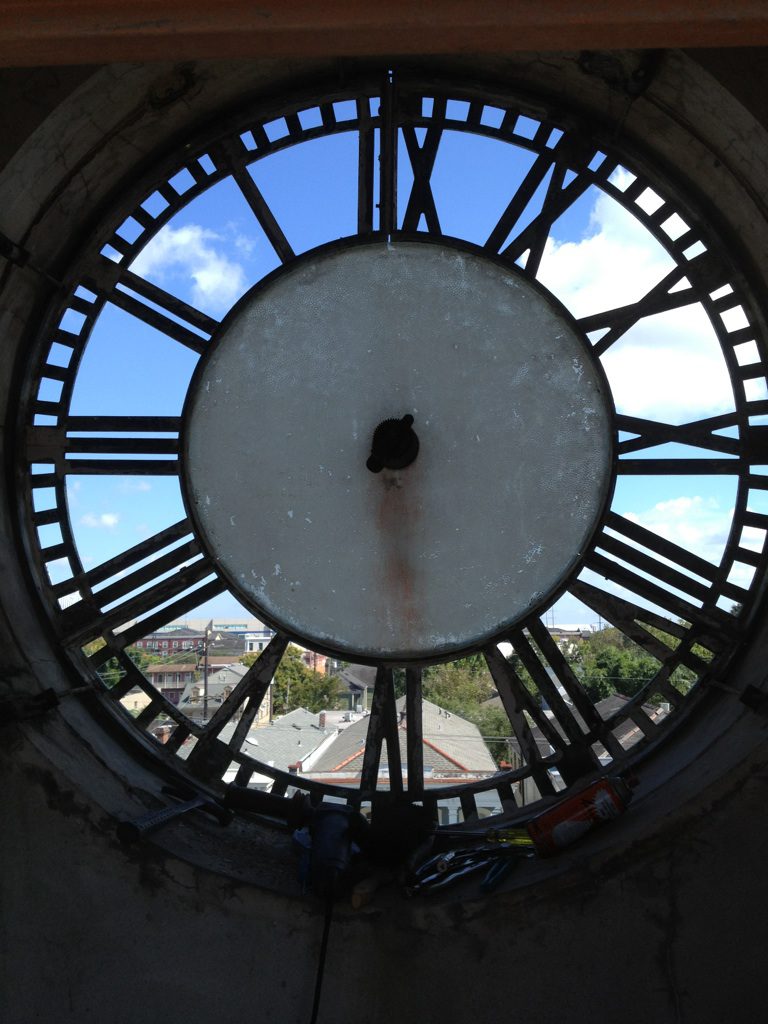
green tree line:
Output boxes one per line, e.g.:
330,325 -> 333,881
241,645 -> 345,715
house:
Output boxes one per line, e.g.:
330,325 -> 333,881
484,691 -> 670,803
212,708 -> 337,788
244,626 -> 276,653
337,664 -> 377,709
176,664 -> 270,725
144,662 -> 198,705
244,628 -> 329,675
304,696 -> 498,789
133,626 -> 205,656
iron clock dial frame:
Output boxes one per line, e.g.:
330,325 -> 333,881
14,70 -> 768,821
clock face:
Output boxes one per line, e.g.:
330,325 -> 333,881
16,72 -> 768,812
183,239 -> 613,661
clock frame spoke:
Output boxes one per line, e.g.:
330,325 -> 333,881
379,72 -> 398,237
187,633 -> 290,780
27,416 -> 181,476
483,645 -> 556,796
405,667 -> 424,796
521,620 -> 626,760
570,579 -> 718,680
230,158 -> 296,264
360,667 -> 403,794
356,95 -> 376,234
580,266 -> 695,356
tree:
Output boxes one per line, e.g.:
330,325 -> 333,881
241,645 -> 345,715
422,657 -> 516,767
82,641 -> 151,688
422,656 -> 495,718
471,704 -> 516,766
572,627 -> 660,701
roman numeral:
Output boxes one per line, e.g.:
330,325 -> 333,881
617,458 -> 741,476
27,416 -> 180,475
85,264 -> 216,355
378,73 -> 398,237
401,115 -> 443,233
115,270 -> 217,348
232,162 -> 295,263
483,644 -> 556,796
405,667 -> 424,796
485,152 -> 555,255
618,415 -> 768,472
516,619 -> 625,762
487,137 -> 603,276
211,138 -> 295,263
357,95 -> 376,234
584,512 -> 740,631
570,579 -> 719,680
85,572 -> 226,669
186,633 -> 290,781
60,518 -> 223,649
617,412 -> 741,456
579,266 -> 695,356
616,411 -> 761,475
360,667 -> 403,794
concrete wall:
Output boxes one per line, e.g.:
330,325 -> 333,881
3,52 -> 768,1024
5,697 -> 768,1024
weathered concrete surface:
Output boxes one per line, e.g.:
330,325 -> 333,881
4,720 -> 768,1024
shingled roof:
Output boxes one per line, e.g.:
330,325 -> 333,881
483,692 -> 669,761
215,707 -> 333,773
307,696 -> 497,779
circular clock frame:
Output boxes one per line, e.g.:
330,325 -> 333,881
12,67 -> 768,819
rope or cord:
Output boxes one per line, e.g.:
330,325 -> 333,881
309,886 -> 334,1024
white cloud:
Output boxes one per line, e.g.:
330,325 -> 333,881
623,494 -> 729,567
541,185 -> 674,316
80,512 -> 119,528
233,231 -> 257,257
117,480 -> 152,493
132,224 -> 247,314
538,184 -> 734,423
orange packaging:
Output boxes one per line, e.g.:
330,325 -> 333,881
526,776 -> 636,856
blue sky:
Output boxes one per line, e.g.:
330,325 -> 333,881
57,125 -> 750,634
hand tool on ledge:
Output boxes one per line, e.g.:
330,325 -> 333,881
116,784 -> 231,844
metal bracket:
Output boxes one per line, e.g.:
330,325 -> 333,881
0,688 -> 59,727
0,229 -> 65,287
578,50 -> 663,98
740,684 -> 768,713
0,230 -> 30,269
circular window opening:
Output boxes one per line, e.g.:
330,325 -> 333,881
14,69 -> 768,833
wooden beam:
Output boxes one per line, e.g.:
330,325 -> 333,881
0,2 -> 767,67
